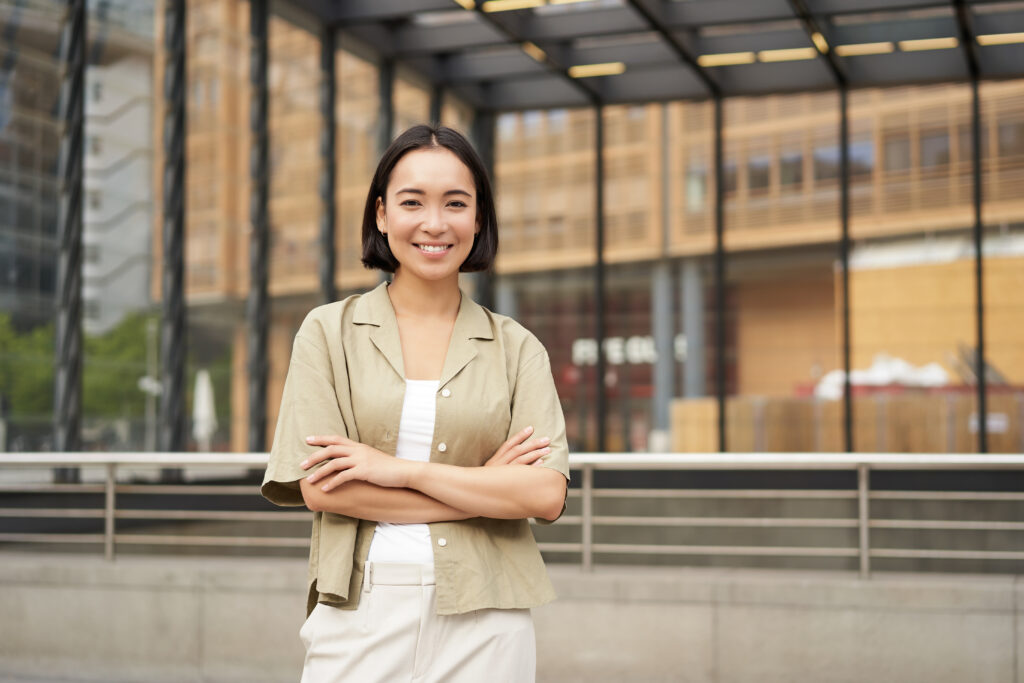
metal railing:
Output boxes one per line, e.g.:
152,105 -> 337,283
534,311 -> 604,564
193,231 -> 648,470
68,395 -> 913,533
2,452 -> 1023,577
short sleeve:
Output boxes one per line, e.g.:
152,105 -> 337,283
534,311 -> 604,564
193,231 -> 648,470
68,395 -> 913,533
261,328 -> 351,507
508,345 -> 570,522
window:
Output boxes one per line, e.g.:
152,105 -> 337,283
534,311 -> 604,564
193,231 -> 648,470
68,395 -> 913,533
548,109 -> 567,133
89,135 -> 102,155
89,191 -> 102,210
780,151 -> 802,188
920,130 -> 949,168
91,80 -> 102,102
998,120 -> 1024,158
747,154 -> 771,195
84,244 -> 99,264
813,145 -> 839,182
722,159 -> 737,197
850,138 -> 874,180
523,110 -> 542,137
685,160 -> 706,212
957,123 -> 988,162
84,299 -> 100,320
497,113 -> 516,140
884,134 -> 911,173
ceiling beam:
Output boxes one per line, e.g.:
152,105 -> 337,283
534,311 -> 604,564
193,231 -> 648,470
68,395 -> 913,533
952,0 -> 980,79
787,0 -> 846,86
625,0 -> 719,97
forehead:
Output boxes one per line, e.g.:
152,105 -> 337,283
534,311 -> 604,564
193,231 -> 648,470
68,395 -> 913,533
388,147 -> 474,192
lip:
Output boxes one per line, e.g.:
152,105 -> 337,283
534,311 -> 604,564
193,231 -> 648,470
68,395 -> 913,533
413,243 -> 454,257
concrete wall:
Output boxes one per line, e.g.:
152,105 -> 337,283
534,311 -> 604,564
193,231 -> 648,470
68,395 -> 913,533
0,554 -> 1020,682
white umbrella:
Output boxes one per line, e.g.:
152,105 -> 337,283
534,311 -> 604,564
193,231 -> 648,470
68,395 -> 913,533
192,369 -> 218,452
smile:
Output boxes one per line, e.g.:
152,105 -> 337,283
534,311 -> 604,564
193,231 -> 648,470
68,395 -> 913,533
416,244 -> 452,253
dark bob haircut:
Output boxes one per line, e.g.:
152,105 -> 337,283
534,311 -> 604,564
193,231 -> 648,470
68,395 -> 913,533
361,124 -> 498,273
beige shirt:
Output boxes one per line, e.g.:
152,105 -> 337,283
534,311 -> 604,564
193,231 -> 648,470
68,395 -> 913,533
261,282 -> 570,616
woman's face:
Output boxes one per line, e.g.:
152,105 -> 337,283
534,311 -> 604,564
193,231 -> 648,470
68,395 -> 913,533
376,147 -> 479,284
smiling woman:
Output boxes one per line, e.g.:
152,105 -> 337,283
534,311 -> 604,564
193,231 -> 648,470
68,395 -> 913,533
261,125 -> 569,683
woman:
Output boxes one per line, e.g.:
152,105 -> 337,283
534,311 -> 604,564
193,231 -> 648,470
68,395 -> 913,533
261,124 -> 569,682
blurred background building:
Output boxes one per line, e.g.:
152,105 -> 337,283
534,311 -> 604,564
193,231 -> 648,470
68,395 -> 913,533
1,0 -> 1022,457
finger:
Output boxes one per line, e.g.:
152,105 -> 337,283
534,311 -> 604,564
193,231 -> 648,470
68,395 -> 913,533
305,434 -> 352,448
513,446 -> 551,465
305,453 -> 350,483
509,436 -> 550,459
323,466 -> 362,491
494,426 -> 536,462
300,445 -> 346,470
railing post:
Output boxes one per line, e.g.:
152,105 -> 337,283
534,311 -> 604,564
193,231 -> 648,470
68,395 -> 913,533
857,463 -> 870,578
104,463 -> 116,561
582,464 -> 594,572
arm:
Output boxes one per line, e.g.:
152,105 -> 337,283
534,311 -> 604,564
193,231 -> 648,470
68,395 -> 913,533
299,478 -> 472,523
301,426 -> 556,521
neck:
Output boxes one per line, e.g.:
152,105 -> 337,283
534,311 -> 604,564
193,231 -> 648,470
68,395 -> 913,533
387,270 -> 461,320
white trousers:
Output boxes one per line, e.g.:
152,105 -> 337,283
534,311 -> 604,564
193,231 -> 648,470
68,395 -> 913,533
299,563 -> 536,683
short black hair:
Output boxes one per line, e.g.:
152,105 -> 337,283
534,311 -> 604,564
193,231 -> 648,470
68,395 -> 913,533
361,124 -> 498,273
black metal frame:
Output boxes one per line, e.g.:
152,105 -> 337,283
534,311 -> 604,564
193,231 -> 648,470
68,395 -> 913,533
54,0 -> 85,479
247,0 -> 269,452
160,0 -> 187,459
319,25 -> 337,305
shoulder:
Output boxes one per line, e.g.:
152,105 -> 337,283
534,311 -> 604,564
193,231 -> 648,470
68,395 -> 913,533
476,304 -> 548,366
295,292 -> 365,348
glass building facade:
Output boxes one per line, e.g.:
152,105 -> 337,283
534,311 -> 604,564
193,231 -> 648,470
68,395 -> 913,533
1,0 -> 1023,458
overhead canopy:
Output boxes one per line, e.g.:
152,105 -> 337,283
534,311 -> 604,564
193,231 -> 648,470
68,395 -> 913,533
282,0 -> 1024,110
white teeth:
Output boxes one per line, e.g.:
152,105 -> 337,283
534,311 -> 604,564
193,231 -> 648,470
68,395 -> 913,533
419,244 -> 449,253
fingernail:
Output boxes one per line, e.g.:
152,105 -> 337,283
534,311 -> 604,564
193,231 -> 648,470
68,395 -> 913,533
540,447 -> 551,454
540,437 -> 550,444
525,426 -> 534,433
305,436 -> 314,442
300,460 -> 308,468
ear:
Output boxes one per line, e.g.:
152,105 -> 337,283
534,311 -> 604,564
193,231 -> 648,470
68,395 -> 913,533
375,196 -> 386,234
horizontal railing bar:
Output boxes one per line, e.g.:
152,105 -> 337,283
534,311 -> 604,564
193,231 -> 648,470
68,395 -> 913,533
871,491 -> 1024,501
113,534 -> 308,548
0,533 -> 104,544
537,542 -> 583,553
115,485 -> 261,495
113,510 -> 310,522
870,519 -> 1024,531
584,489 -> 858,499
590,543 -> 859,557
0,484 -> 106,494
0,508 -> 104,518
590,516 -> 857,528
4,452 -> 1024,469
870,548 -> 1024,560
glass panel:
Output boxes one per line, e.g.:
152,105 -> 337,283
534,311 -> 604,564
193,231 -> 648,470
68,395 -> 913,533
849,84 -> 976,453
336,47 -> 379,293
981,79 -> 1024,455
494,108 -> 597,453
0,0 -> 62,450
393,71 -> 430,137
718,93 -> 842,453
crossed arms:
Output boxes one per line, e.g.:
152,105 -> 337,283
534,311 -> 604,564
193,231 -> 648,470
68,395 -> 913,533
298,426 -> 567,523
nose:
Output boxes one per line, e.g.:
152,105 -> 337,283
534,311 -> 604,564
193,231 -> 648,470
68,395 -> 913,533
422,206 -> 446,234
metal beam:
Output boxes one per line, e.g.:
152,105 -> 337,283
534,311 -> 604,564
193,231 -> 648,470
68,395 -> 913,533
430,82 -> 444,126
319,25 -> 336,305
470,109 -> 495,311
378,59 -> 395,152
160,0 -> 187,462
54,0 -> 85,481
968,74 -> 988,452
953,0 -> 981,79
247,0 -> 269,452
625,0 -> 719,97
788,0 -> 847,86
473,6 -> 601,106
595,105 -> 607,452
712,96 -> 726,453
839,85 -> 853,453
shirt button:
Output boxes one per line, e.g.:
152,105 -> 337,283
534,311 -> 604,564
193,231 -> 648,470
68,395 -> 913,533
441,388 -> 451,398
437,538 -> 447,547
437,442 -> 447,453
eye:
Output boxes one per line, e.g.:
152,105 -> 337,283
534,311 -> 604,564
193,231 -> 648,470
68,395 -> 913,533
448,200 -> 468,208
400,199 -> 421,207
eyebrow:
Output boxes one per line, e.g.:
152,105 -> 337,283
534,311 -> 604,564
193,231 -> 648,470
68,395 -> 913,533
395,188 -> 472,198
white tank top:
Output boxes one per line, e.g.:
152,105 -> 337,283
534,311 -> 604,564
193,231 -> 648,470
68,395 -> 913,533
366,379 -> 438,566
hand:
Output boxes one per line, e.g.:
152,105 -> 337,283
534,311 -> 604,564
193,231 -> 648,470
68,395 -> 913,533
484,425 -> 551,467
301,435 -> 412,491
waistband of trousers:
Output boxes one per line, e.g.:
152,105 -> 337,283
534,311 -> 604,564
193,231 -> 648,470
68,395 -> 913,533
365,562 -> 435,589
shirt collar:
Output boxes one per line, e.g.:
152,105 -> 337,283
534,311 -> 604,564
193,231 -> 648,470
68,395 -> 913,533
353,281 -> 495,384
